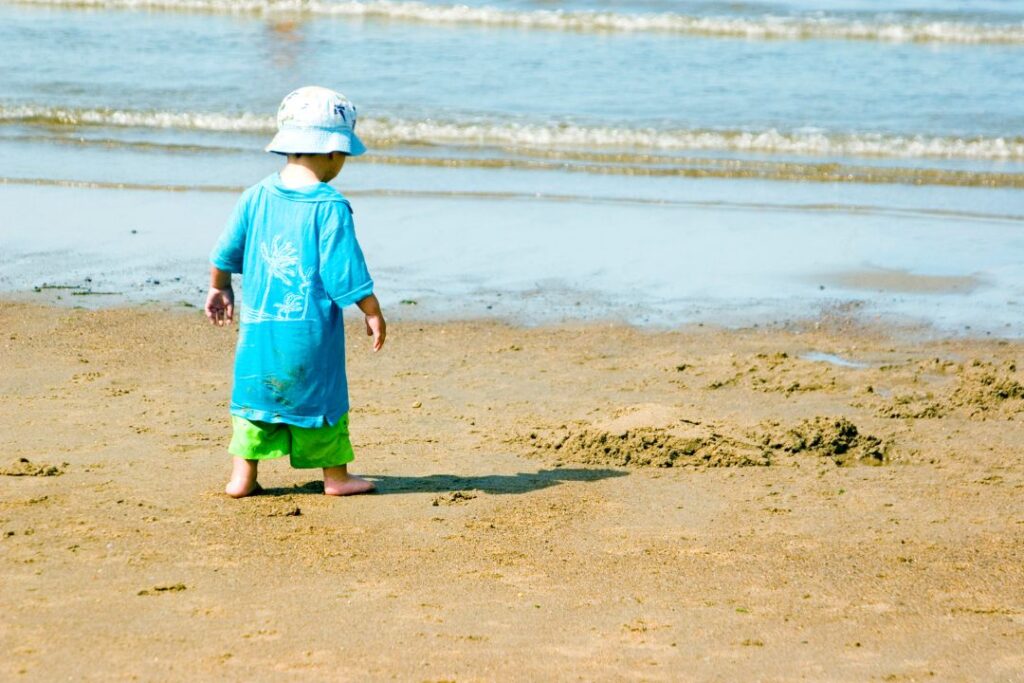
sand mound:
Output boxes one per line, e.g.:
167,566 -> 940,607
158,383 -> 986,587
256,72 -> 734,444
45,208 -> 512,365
519,404 -> 769,469
0,457 -> 66,477
705,352 -> 838,395
520,406 -> 891,469
876,359 -> 1023,420
523,424 -> 768,468
754,417 -> 888,465
949,360 -> 1024,416
597,403 -> 687,433
876,392 -> 946,419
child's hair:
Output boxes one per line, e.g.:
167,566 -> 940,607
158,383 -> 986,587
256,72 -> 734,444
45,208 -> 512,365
287,151 -> 347,159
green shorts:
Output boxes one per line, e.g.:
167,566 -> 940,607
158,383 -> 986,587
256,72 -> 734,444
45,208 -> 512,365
228,414 -> 355,469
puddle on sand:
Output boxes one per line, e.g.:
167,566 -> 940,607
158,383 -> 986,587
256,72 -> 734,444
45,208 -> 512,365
801,351 -> 870,369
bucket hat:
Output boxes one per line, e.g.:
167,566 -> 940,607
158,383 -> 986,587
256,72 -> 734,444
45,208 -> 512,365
265,86 -> 366,156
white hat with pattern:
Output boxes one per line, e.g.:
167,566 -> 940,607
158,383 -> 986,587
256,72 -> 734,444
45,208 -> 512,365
265,86 -> 366,156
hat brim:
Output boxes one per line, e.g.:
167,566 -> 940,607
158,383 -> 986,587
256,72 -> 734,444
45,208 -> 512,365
265,128 -> 366,156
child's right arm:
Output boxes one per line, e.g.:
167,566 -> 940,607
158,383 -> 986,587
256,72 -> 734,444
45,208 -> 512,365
207,191 -> 248,326
356,293 -> 386,352
205,266 -> 234,326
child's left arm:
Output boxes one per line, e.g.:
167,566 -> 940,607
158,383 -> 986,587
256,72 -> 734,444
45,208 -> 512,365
205,267 -> 234,326
356,293 -> 386,352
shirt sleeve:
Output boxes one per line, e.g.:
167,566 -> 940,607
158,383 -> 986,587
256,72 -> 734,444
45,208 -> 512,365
319,201 -> 374,307
209,194 -> 248,273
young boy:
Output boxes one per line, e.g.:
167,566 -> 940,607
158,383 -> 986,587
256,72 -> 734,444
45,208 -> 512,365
205,86 -> 385,498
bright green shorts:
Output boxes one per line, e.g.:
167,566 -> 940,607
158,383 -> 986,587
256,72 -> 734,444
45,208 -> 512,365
228,414 -> 355,469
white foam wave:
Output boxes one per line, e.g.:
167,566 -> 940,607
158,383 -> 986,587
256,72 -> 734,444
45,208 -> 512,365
363,119 -> 1024,161
3,105 -> 1023,161
11,0 -> 1024,44
0,105 -> 275,133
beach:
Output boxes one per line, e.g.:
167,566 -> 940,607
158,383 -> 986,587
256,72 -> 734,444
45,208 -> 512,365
2,302 -> 1023,680
3,0 -> 1024,677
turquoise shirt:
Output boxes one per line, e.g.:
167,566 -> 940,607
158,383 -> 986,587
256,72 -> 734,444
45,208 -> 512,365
210,173 -> 374,428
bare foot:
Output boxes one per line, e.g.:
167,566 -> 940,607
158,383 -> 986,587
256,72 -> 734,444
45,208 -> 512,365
323,465 -> 376,496
225,457 -> 261,498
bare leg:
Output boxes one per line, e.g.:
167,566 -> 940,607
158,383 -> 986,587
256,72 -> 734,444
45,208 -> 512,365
323,465 -> 375,496
225,457 -> 261,498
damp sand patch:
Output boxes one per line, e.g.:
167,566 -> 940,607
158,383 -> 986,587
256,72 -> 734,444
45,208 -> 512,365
819,267 -> 982,294
801,351 -> 869,369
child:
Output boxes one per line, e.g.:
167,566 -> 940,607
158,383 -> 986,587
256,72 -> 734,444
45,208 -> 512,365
205,86 -> 385,498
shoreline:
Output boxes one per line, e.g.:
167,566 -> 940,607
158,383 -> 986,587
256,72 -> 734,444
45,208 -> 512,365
4,176 -> 1019,339
1,289 -> 1015,345
3,181 -> 1022,338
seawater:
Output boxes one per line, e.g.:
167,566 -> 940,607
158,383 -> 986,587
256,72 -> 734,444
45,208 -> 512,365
2,1 -> 1023,172
0,0 -> 1022,332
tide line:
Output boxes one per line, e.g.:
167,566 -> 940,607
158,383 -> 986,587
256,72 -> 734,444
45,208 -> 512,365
3,176 -> 1021,224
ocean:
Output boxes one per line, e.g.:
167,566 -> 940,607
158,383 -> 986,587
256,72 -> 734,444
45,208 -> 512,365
1,0 -> 1022,332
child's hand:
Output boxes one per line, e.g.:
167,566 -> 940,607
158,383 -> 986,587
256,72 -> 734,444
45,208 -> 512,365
355,293 -> 386,352
205,287 -> 234,326
365,313 -> 386,352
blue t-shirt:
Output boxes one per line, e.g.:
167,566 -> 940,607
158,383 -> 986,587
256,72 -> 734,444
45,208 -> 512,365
210,173 -> 374,428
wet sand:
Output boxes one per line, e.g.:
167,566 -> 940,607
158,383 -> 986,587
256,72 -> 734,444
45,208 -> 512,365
3,181 -> 1023,334
1,302 -> 1023,680
822,267 -> 984,295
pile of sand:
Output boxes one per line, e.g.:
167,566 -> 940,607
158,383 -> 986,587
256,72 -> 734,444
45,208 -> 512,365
753,416 -> 888,465
950,359 -> 1024,416
877,358 -> 1023,420
519,404 -> 768,468
705,352 -> 838,396
520,405 -> 888,469
0,457 -> 65,477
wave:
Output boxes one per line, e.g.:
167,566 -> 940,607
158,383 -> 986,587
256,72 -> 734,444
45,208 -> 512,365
0,105 -> 274,133
4,105 -> 1023,162
10,0 -> 1024,44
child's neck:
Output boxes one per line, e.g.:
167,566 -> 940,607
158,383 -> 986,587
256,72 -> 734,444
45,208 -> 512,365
279,160 -> 329,188
278,160 -> 337,189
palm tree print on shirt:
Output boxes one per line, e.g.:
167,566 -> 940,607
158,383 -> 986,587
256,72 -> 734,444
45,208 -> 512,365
274,292 -> 304,320
244,236 -> 305,323
297,266 -> 315,320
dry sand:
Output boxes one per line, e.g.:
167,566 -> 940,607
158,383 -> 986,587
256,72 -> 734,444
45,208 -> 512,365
1,301 -> 1022,681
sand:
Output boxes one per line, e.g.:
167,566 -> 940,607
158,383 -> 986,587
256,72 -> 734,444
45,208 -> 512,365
1,301 -> 1023,681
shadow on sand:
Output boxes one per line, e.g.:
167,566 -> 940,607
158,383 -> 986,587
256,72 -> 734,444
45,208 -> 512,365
262,467 -> 627,496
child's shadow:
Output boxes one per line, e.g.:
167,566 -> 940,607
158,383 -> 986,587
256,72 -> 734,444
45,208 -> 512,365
265,467 -> 627,496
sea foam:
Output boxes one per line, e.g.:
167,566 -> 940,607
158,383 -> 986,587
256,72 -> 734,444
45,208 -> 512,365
3,105 -> 1023,161
10,0 -> 1024,44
